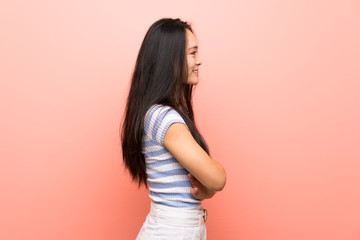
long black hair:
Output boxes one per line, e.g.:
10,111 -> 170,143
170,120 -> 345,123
121,18 -> 209,187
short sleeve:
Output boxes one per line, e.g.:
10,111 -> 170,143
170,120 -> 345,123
144,105 -> 187,145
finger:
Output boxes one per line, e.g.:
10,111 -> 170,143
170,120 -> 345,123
188,173 -> 194,180
191,187 -> 202,200
190,187 -> 198,195
188,174 -> 197,184
189,178 -> 199,188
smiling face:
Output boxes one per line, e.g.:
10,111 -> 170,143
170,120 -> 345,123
186,29 -> 202,85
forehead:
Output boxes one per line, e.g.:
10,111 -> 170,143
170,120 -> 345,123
186,29 -> 198,48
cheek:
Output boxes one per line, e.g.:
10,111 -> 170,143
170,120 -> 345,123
187,57 -> 195,68
189,62 -> 195,71
187,58 -> 191,69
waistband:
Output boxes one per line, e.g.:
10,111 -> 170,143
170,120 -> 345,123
149,201 -> 208,227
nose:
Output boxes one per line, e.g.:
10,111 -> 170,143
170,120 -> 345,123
196,55 -> 202,66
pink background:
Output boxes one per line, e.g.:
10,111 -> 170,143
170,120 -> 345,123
1,0 -> 360,239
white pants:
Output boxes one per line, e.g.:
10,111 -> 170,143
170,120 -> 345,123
136,201 -> 207,240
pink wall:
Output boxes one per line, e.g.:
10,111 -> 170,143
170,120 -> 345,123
1,0 -> 360,239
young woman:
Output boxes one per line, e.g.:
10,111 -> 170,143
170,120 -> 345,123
121,18 -> 226,240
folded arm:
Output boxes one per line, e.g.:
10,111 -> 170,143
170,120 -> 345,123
164,123 -> 226,192
188,173 -> 216,200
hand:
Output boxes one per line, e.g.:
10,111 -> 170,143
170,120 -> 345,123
188,173 -> 216,200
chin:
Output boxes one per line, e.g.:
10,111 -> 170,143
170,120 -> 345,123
187,78 -> 199,85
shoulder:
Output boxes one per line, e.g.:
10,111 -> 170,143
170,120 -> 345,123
145,104 -> 171,119
144,104 -> 187,144
145,104 -> 184,124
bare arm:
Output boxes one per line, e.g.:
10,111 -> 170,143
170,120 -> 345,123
164,123 -> 226,192
188,173 -> 216,200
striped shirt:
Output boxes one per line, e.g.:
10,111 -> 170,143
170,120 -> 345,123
143,104 -> 201,208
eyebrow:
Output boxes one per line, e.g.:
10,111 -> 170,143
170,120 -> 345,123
187,46 -> 198,50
